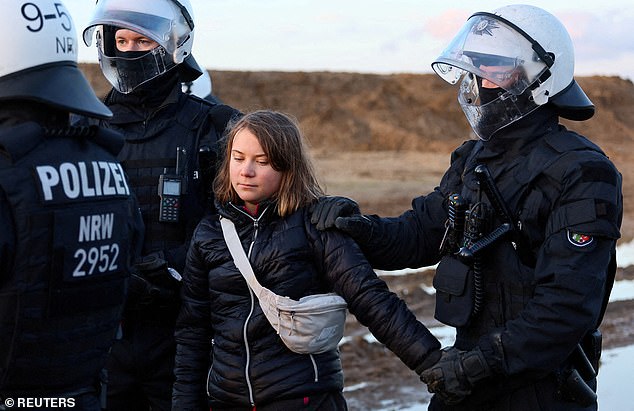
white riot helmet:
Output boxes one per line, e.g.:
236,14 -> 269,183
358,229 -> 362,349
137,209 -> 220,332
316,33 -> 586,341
83,0 -> 201,94
0,0 -> 111,119
432,4 -> 594,140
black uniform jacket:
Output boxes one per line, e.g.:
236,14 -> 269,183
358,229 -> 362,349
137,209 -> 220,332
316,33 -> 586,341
353,108 -> 623,410
172,200 -> 440,409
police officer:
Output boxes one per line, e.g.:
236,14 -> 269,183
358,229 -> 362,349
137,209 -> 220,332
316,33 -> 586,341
0,1 -> 144,410
310,5 -> 622,411
81,1 -> 241,410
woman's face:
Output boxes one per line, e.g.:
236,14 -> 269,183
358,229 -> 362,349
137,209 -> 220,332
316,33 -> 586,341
230,128 -> 283,214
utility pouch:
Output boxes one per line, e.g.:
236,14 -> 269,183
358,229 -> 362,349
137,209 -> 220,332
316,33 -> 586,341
557,340 -> 599,407
433,255 -> 474,327
558,368 -> 597,407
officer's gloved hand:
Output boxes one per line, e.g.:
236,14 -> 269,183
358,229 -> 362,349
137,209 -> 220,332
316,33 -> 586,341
331,214 -> 381,246
134,252 -> 168,275
419,346 -> 492,405
310,195 -> 361,230
129,252 -> 179,303
310,195 -> 378,243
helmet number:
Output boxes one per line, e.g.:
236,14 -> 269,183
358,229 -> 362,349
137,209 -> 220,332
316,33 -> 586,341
21,2 -> 72,33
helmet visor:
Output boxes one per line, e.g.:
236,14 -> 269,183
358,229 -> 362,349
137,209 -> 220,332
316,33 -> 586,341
432,13 -> 550,95
97,35 -> 176,94
458,73 -> 539,140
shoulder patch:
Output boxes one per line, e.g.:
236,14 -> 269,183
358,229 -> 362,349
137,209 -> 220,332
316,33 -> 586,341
567,230 -> 594,247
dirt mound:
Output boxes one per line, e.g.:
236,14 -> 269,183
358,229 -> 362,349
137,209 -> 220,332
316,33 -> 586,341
81,65 -> 634,153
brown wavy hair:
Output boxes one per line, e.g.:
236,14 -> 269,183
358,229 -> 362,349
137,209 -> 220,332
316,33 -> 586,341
214,110 -> 324,217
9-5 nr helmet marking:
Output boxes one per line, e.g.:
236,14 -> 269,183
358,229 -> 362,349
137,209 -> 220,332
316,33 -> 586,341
0,0 -> 112,119
22,2 -> 72,33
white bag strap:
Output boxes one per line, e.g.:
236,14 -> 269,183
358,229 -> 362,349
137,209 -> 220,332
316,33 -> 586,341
220,217 -> 265,295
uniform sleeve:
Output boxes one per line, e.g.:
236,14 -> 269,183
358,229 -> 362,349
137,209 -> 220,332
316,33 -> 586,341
359,189 -> 448,270
172,226 -> 213,410
308,219 -> 440,371
354,142 -> 475,270
491,152 -> 622,375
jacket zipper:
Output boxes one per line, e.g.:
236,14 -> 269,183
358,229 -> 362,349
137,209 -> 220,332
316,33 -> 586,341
206,338 -> 214,397
226,205 -> 322,396
228,205 -> 322,386
229,204 -> 270,407
309,354 -> 319,382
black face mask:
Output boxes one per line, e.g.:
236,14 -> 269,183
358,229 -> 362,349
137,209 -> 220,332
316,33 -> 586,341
114,49 -> 148,59
111,48 -> 176,98
113,49 -> 151,74
111,65 -> 179,105
479,86 -> 504,105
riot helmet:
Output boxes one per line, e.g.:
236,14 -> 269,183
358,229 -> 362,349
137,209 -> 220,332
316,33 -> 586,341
432,4 -> 594,140
0,0 -> 111,119
83,0 -> 201,94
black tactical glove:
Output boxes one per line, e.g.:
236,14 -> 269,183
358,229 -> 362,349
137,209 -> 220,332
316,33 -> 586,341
419,346 -> 492,405
134,252 -> 168,274
129,252 -> 180,304
332,214 -> 381,245
309,196 -> 360,230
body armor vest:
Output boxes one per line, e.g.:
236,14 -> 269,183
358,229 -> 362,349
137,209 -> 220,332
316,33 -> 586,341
110,96 -> 221,268
435,130 -> 614,350
0,123 -> 141,394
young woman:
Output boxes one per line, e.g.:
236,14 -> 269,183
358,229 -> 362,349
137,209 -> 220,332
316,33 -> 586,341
172,110 -> 441,410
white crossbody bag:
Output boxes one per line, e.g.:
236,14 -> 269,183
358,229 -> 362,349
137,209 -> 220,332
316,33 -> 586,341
220,217 -> 347,354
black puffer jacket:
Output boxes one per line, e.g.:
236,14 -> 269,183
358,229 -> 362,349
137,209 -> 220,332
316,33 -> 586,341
173,201 -> 440,409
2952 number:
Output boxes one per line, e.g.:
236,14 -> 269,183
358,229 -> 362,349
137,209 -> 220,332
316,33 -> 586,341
72,244 -> 120,278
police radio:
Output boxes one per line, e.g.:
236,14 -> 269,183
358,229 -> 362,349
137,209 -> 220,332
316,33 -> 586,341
158,147 -> 186,223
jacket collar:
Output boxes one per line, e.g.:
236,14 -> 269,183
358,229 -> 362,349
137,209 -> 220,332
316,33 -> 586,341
478,107 -> 559,160
105,73 -> 182,125
218,199 -> 278,227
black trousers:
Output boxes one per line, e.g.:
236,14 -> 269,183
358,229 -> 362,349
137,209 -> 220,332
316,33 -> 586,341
104,321 -> 175,411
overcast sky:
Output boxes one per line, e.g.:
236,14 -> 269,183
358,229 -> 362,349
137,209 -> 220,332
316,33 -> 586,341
66,0 -> 634,81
